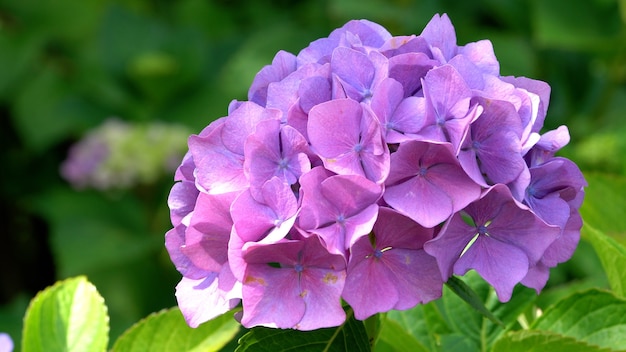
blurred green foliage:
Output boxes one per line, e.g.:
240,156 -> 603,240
0,0 -> 625,349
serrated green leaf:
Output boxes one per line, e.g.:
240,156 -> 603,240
492,330 -> 615,352
583,223 -> 626,297
531,289 -> 626,350
111,307 -> 240,352
236,312 -> 370,352
445,276 -> 504,328
22,276 -> 109,352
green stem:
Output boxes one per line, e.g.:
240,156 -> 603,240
481,316 -> 488,352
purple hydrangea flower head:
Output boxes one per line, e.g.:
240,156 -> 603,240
166,13 -> 586,330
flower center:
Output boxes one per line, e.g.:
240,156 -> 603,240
527,185 -> 537,197
294,263 -> 304,273
277,158 -> 289,170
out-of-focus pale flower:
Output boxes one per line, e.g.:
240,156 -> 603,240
0,333 -> 13,352
61,118 -> 190,190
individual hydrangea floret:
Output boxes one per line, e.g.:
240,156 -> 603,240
166,13 -> 586,331
423,184 -> 561,301
343,207 -> 442,320
241,235 -> 346,330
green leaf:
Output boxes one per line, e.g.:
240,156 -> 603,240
380,307 -> 481,352
236,311 -> 370,352
111,308 -> 240,352
22,276 -> 109,352
374,318 -> 429,352
531,289 -> 626,350
363,313 -> 382,346
382,271 -> 537,352
583,223 -> 626,297
492,330 -> 615,352
376,302 -> 452,351
445,276 -> 504,328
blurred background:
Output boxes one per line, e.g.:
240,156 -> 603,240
0,0 -> 625,349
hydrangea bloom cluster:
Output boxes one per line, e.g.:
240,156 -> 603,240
166,14 -> 586,330
61,118 -> 190,190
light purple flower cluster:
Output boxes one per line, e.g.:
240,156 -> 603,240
166,14 -> 586,330
61,118 -> 190,190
